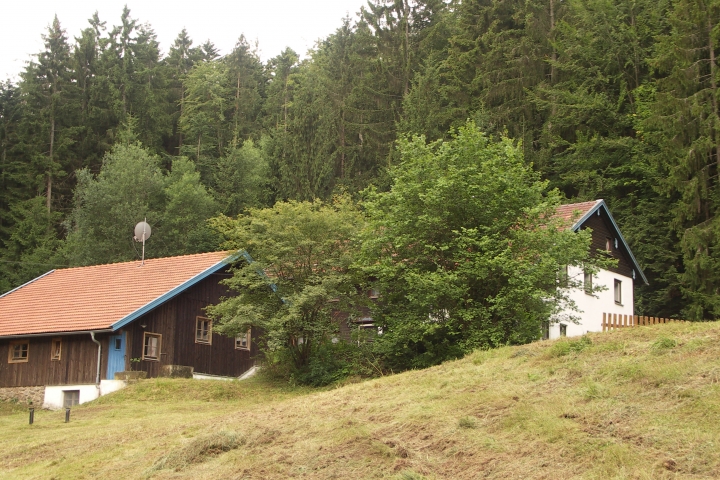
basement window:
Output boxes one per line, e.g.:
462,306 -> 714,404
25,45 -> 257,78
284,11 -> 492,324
143,333 -> 161,361
614,279 -> 622,305
63,390 -> 80,408
8,340 -> 29,363
195,317 -> 212,345
560,324 -> 567,337
51,338 -> 62,361
235,329 -> 251,350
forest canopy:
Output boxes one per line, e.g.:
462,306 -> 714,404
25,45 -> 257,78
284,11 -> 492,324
1,0 -> 719,322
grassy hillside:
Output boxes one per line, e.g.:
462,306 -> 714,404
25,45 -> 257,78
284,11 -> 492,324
1,322 -> 719,479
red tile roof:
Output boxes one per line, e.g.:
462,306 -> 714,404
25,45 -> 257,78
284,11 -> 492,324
554,200 -> 601,228
0,251 -> 231,337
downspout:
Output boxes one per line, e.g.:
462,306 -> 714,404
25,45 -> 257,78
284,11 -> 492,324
90,332 -> 101,387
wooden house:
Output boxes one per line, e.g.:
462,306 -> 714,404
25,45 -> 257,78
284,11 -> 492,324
0,252 -> 257,409
550,199 -> 648,339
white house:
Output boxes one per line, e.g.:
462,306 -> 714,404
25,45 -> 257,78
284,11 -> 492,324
548,200 -> 648,340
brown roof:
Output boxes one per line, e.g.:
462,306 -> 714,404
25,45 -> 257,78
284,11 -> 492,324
554,200 -> 601,228
0,251 -> 231,337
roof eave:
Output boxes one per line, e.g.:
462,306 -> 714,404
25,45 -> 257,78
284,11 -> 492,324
0,328 -> 113,340
571,200 -> 649,285
110,252 -> 241,331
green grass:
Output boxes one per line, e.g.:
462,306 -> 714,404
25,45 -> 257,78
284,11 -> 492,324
1,322 -> 720,479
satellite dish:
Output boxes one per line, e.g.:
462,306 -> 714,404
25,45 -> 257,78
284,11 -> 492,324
134,220 -> 151,266
134,221 -> 151,242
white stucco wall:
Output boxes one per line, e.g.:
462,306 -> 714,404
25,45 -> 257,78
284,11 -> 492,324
551,266 -> 634,340
42,380 -> 126,409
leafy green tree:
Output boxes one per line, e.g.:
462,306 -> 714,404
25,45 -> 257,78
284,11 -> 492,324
207,197 -> 364,375
64,140 -> 218,266
359,123 -> 596,369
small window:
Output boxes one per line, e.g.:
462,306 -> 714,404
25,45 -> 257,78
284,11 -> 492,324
560,324 -> 567,337
369,288 -> 380,299
8,340 -> 29,363
143,333 -> 161,361
63,390 -> 80,408
605,237 -> 612,251
114,338 -> 122,350
51,338 -> 62,361
541,321 -> 550,340
195,317 -> 212,344
614,279 -> 622,304
235,329 -> 251,350
584,270 -> 592,294
558,265 -> 569,288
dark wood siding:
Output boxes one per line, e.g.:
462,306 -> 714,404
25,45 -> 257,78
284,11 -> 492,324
581,211 -> 635,278
127,270 -> 256,378
0,268 -> 255,387
0,334 -> 109,387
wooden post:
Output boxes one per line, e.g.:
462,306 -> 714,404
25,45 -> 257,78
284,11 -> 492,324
603,313 -> 607,332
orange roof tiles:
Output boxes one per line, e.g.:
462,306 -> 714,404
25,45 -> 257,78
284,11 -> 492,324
0,251 -> 231,337
554,200 -> 601,228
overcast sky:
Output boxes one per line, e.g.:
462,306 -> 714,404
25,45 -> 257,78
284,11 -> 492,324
0,0 -> 369,80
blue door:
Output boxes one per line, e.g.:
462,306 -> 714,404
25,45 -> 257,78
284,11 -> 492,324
107,334 -> 126,379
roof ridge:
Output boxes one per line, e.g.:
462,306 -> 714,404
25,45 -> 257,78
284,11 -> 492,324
55,250 -> 231,272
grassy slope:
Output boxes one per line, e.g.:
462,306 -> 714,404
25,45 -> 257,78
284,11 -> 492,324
1,322 -> 719,479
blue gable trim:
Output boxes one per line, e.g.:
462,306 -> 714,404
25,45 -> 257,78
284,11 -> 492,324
111,252 -> 242,331
571,200 -> 649,285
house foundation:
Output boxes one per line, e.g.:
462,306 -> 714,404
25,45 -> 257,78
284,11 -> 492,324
0,386 -> 44,406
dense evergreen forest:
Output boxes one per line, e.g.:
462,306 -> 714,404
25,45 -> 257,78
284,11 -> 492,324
0,0 -> 718,320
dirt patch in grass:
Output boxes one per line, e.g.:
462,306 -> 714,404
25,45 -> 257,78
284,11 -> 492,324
150,431 -> 245,473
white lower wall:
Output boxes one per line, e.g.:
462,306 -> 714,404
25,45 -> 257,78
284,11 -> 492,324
42,380 -> 126,409
551,267 -> 634,340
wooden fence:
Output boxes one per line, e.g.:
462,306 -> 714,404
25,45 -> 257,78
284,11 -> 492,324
602,313 -> 685,331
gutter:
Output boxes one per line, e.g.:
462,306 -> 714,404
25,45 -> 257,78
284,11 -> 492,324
90,332 -> 102,387
0,329 -> 113,340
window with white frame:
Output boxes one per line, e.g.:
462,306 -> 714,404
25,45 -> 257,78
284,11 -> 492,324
143,332 -> 161,360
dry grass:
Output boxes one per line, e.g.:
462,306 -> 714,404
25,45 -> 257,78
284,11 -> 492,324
1,322 -> 720,479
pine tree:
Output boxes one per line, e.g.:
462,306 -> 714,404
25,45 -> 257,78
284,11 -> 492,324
20,16 -> 76,214
645,0 -> 720,318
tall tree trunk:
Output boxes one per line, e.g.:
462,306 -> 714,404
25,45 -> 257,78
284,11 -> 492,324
709,16 -> 720,170
234,74 -> 241,146
340,109 -> 346,178
404,0 -> 410,96
47,114 -> 55,213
